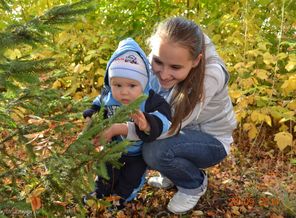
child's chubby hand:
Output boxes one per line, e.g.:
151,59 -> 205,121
130,110 -> 150,133
85,116 -> 92,124
92,135 -> 103,151
93,123 -> 128,147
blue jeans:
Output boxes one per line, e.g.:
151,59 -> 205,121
142,128 -> 227,189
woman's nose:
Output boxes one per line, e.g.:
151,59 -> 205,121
159,66 -> 171,80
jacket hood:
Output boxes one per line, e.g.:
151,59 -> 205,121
104,38 -> 151,95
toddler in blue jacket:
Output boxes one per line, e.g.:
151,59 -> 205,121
83,38 -> 171,208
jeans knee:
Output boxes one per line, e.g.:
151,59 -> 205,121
142,143 -> 174,171
142,143 -> 159,169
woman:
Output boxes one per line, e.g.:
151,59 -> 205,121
142,17 -> 237,214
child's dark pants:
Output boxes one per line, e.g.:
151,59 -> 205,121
95,154 -> 146,202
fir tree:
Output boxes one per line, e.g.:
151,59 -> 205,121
0,1 -> 143,216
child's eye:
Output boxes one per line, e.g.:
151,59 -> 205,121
129,84 -> 137,88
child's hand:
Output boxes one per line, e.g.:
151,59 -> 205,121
130,111 -> 150,133
85,117 -> 92,126
101,123 -> 128,142
92,134 -> 101,146
92,135 -> 104,151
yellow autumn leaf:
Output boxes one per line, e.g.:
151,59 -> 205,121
246,49 -> 261,57
265,88 -> 273,96
229,90 -> 242,100
4,48 -> 22,59
251,111 -> 265,123
250,111 -> 272,126
31,187 -> 45,196
237,98 -> 248,108
258,42 -> 272,51
95,68 -> 105,77
235,110 -> 247,123
11,107 -> 26,121
234,62 -> 245,69
281,75 -> 296,96
263,52 -> 276,65
97,76 -> 104,87
243,123 -> 258,139
73,63 -> 84,74
84,62 -> 94,71
73,91 -> 84,100
279,111 -> 295,123
264,115 -> 272,126
279,124 -> 289,132
237,96 -> 254,108
287,100 -> 296,110
285,56 -> 296,72
245,61 -> 256,69
52,80 -> 62,89
240,78 -> 258,89
274,132 -> 293,151
90,87 -> 99,98
253,69 -> 269,80
277,52 -> 288,60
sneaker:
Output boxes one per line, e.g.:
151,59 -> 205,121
167,172 -> 208,214
148,175 -> 174,189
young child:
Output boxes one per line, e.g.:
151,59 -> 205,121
83,38 -> 171,208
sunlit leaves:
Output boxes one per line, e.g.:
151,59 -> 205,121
250,110 -> 272,126
281,75 -> 296,96
243,122 -> 258,140
253,69 -> 269,80
274,132 -> 293,151
26,187 -> 45,212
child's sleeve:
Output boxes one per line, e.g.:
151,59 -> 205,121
134,90 -> 172,142
82,95 -> 101,118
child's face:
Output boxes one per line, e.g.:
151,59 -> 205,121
110,77 -> 143,105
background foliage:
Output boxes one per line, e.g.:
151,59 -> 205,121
0,0 -> 295,217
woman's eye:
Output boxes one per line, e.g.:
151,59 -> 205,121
153,59 -> 162,65
171,65 -> 181,70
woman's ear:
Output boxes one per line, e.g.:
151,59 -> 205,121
192,54 -> 202,68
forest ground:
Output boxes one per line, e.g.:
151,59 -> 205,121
83,129 -> 296,218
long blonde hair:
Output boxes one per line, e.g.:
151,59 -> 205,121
149,17 -> 206,134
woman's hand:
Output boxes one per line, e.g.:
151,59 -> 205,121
130,111 -> 150,133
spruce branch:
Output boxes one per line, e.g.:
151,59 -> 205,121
0,0 -> 94,50
0,58 -> 54,75
0,95 -> 147,187
0,0 -> 11,11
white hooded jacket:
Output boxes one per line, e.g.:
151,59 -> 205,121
127,34 -> 237,154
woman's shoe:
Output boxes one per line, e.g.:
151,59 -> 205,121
167,172 -> 208,214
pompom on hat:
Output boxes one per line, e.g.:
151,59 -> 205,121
108,51 -> 148,90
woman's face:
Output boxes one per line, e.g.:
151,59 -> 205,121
150,38 -> 201,89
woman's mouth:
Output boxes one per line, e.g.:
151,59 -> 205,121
159,79 -> 174,88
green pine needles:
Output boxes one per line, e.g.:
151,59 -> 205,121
0,0 -> 143,217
